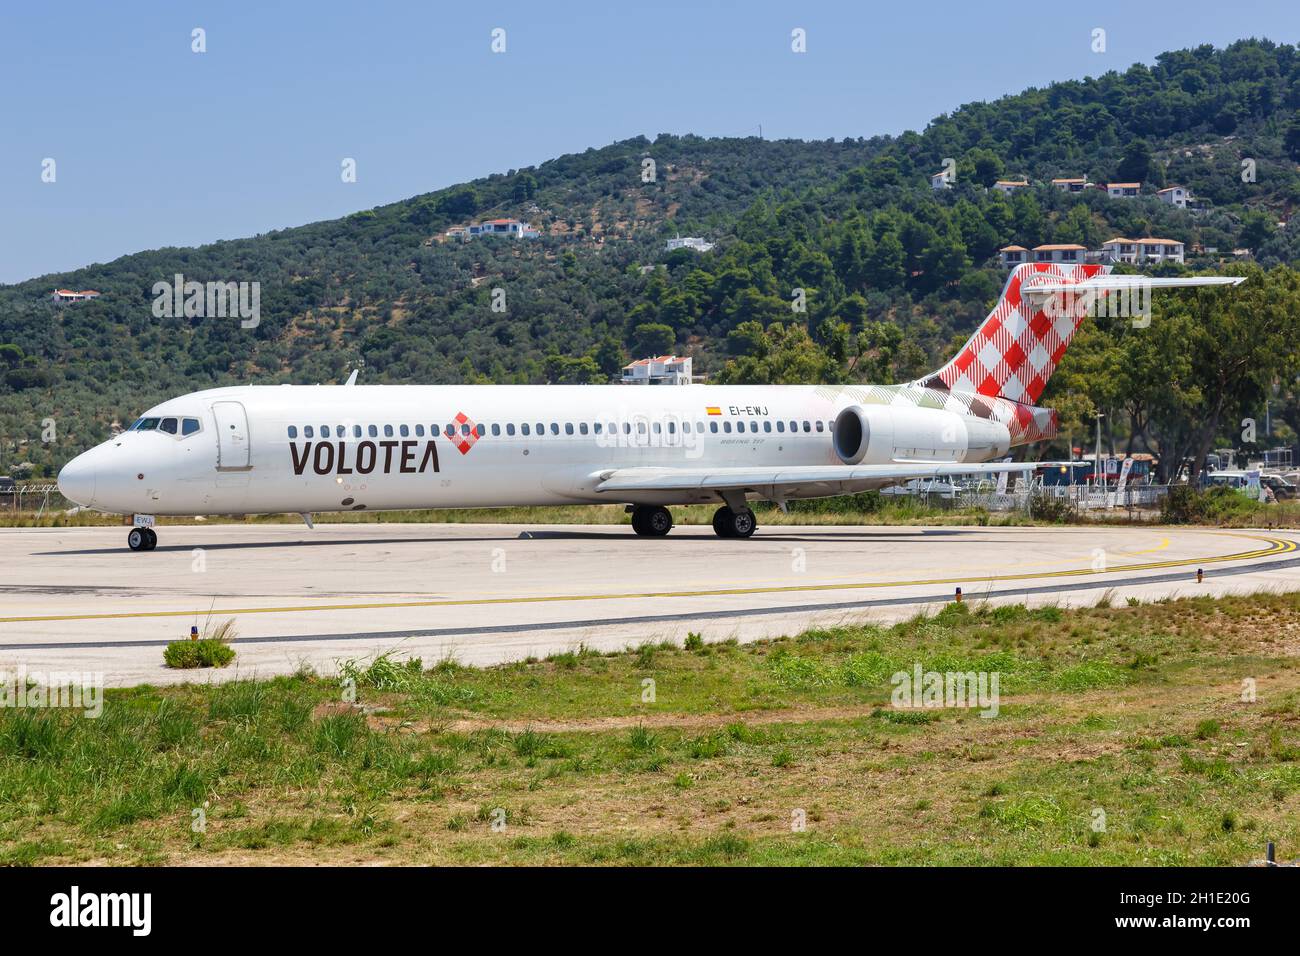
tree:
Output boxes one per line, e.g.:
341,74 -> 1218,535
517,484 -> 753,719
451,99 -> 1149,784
1116,139 -> 1155,184
631,322 -> 675,356
1239,210 -> 1275,251
716,322 -> 842,385
1285,121 -> 1300,162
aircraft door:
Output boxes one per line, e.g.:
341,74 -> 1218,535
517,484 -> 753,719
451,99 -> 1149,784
212,401 -> 252,471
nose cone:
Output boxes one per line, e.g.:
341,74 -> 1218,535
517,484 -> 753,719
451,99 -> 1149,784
58,452 -> 97,507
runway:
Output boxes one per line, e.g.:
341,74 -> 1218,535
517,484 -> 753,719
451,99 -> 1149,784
2,522 -> 1298,686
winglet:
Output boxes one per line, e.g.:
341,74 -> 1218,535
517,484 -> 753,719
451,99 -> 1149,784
344,369 -> 359,386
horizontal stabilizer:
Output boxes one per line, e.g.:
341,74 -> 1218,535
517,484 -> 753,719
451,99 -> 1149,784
1021,274 -> 1245,299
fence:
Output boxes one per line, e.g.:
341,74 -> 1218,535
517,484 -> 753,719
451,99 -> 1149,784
886,479 -> 1173,513
0,484 -> 67,516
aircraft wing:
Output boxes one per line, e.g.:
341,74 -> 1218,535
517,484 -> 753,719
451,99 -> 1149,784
592,461 -> 1038,495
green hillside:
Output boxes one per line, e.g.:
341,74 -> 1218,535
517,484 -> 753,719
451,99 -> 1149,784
4,38 -> 1300,479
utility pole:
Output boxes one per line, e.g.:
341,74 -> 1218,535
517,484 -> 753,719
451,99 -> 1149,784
1095,412 -> 1105,489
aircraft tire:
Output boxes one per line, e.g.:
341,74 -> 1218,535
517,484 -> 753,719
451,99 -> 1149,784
632,505 -> 672,536
725,507 -> 757,538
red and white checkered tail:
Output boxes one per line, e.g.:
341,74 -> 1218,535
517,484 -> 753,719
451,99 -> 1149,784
917,262 -> 1109,405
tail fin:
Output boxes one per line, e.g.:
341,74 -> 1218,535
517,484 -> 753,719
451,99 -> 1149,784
917,262 -> 1106,404
917,262 -> 1245,404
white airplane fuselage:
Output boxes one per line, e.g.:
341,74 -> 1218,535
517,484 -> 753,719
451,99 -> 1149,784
56,382 -> 1013,518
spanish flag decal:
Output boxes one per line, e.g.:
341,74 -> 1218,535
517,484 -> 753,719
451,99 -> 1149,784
705,406 -> 721,416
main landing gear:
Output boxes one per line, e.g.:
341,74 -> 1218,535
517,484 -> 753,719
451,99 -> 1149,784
712,505 -> 757,538
127,527 -> 158,551
630,505 -> 674,536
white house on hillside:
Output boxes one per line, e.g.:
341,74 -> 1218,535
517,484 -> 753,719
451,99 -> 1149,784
930,170 -> 952,191
452,218 -> 540,240
1100,237 -> 1185,265
51,289 -> 100,303
665,236 -> 714,253
1051,177 -> 1087,193
993,180 -> 1029,195
1106,182 -> 1141,198
621,355 -> 693,385
1032,243 -> 1086,264
1156,185 -> 1192,208
998,245 -> 1028,268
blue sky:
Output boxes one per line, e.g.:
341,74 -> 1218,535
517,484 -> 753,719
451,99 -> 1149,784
2,0 -> 1297,284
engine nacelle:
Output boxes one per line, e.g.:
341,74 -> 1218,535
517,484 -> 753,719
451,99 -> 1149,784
833,404 -> 1010,465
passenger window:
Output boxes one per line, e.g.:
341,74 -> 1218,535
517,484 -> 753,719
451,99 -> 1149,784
803,421 -> 811,432
579,423 -> 588,435
763,421 -> 772,433
593,423 -> 602,434
536,423 -> 544,435
506,423 -> 516,436
399,424 -> 409,438
368,425 -> 378,438
476,424 -> 485,437
304,426 -> 315,438
815,421 -> 824,432
789,421 -> 798,432
462,424 -> 472,436
652,422 -> 661,434
777,421 -> 785,433
749,421 -> 757,432
667,421 -> 676,434
353,425 -> 362,438
491,424 -> 501,436
565,423 -> 574,435
445,423 -> 455,436
288,425 -> 298,439
710,422 -> 718,433
623,423 -> 631,434
521,423 -> 531,436
415,424 -> 425,437
384,425 -> 394,438
550,423 -> 560,435
681,422 -> 690,434
182,418 -> 201,436
723,421 -> 732,433
636,422 -> 646,435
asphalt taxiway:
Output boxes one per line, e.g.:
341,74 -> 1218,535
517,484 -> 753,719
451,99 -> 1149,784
2,522 -> 1298,685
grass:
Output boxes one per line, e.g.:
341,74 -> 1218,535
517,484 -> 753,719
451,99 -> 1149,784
8,486 -> 1300,529
2,591 -> 1300,865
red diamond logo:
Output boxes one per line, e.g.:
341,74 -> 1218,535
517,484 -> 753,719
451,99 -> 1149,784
445,411 -> 479,455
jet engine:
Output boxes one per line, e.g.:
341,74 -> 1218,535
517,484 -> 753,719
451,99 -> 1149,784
832,404 -> 1009,465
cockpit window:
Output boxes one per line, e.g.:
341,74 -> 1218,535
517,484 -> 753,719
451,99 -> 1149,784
136,418 -> 160,431
182,418 -> 201,436
159,417 -> 178,435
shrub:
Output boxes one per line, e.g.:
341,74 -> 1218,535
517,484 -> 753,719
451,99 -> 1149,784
1029,494 -> 1073,523
1161,485 -> 1262,525
164,638 -> 235,669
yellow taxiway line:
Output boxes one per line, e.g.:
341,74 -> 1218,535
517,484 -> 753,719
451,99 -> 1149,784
0,532 -> 1292,625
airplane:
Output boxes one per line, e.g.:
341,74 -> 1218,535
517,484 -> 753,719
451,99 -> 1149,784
56,262 -> 1242,551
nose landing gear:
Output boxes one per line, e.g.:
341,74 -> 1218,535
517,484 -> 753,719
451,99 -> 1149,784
127,527 -> 158,551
